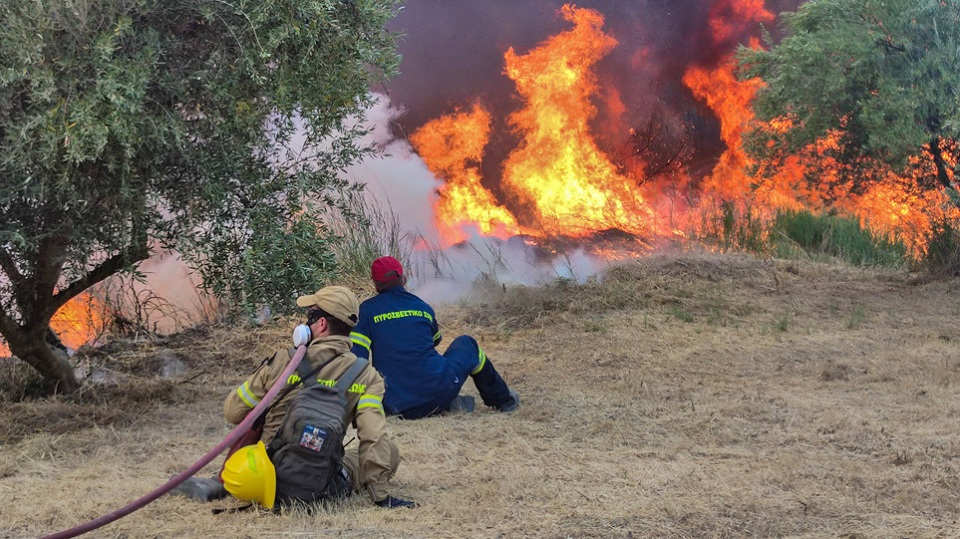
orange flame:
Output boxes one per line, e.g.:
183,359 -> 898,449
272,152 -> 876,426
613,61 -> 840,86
0,292 -> 110,358
681,0 -> 956,255
408,103 -> 520,245
683,52 -> 812,213
685,47 -> 956,254
834,147 -> 960,254
708,0 -> 774,44
501,4 -> 654,236
682,0 -> 805,214
412,5 -> 656,245
412,1 -> 955,258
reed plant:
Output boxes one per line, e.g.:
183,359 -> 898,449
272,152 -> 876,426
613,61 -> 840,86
699,205 -> 907,268
770,209 -> 907,267
326,192 -> 413,291
920,217 -> 960,277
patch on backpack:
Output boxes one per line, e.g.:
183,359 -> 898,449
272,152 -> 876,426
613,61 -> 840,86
299,424 -> 327,452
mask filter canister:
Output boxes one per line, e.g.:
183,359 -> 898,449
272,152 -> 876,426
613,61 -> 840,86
292,324 -> 312,348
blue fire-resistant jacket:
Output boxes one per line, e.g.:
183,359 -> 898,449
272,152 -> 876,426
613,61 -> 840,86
350,286 -> 449,414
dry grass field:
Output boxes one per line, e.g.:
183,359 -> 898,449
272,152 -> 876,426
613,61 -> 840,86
3,250 -> 960,538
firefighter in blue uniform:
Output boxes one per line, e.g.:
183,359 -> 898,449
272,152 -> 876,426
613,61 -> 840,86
350,256 -> 520,419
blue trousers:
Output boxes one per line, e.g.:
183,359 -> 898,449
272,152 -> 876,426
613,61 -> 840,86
396,335 -> 512,419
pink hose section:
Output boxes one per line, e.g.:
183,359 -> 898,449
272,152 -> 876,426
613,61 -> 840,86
38,345 -> 307,539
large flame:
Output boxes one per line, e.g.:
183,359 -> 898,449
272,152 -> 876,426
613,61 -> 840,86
412,5 -> 656,246
0,292 -> 110,358
684,52 -> 814,212
500,5 -> 653,237
681,2 -> 811,213
411,1 -> 954,257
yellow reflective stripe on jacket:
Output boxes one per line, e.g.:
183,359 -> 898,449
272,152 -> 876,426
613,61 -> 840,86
433,330 -> 442,342
357,393 -> 384,414
311,379 -> 368,394
351,331 -> 371,351
236,381 -> 260,409
471,347 -> 487,375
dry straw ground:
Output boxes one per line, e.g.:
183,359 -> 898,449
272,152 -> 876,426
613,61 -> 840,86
2,250 -> 960,538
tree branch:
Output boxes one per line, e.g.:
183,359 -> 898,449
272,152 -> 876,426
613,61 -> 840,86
875,36 -> 906,54
926,136 -> 953,191
0,301 -> 21,346
0,247 -> 34,328
0,248 -> 25,289
45,240 -> 150,320
30,229 -> 71,325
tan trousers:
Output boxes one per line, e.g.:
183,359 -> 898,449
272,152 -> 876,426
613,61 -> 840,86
340,438 -> 401,496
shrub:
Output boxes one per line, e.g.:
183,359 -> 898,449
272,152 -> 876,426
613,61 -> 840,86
698,205 -> 907,267
920,218 -> 960,277
771,210 -> 907,267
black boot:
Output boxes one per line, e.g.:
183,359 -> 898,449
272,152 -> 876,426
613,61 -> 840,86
496,389 -> 520,413
448,395 -> 476,413
169,476 -> 228,502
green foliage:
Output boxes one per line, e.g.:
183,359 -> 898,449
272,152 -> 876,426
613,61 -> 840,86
241,213 -> 340,316
699,206 -> 907,267
847,305 -> 868,329
773,311 -> 790,332
738,0 -> 960,194
327,192 -> 410,285
670,307 -> 694,323
770,210 -> 907,266
920,217 -> 960,276
0,0 -> 400,390
699,202 -> 768,254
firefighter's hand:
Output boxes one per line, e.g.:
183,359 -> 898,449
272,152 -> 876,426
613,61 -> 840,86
375,495 -> 418,509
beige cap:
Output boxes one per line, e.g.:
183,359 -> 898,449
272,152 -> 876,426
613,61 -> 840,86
295,286 -> 359,328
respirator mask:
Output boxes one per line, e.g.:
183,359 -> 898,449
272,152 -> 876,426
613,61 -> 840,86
292,309 -> 325,348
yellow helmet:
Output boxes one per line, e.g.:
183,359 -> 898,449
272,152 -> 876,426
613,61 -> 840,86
221,441 -> 276,509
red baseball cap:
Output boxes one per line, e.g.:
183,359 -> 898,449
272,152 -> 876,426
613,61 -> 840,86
371,256 -> 404,283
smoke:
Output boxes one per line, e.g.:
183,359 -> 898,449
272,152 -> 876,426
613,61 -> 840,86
383,0 -> 803,182
342,95 -> 443,245
345,93 -> 623,305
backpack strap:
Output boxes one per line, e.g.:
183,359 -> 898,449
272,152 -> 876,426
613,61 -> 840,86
334,357 -> 369,399
293,350 -> 338,389
291,354 -> 367,396
295,356 -> 320,385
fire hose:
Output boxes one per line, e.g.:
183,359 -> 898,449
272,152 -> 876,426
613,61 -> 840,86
38,344 -> 307,539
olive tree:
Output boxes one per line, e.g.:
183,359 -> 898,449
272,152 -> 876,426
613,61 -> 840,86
0,0 -> 399,392
738,0 -> 960,195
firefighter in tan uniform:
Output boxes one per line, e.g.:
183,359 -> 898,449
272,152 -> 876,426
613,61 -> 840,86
224,286 -> 417,508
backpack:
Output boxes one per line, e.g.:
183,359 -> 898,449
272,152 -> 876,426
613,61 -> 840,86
267,355 -> 368,505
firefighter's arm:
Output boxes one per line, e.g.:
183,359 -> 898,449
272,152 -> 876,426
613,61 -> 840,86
430,308 -> 442,347
353,374 -> 395,503
350,312 -> 372,359
224,351 -> 282,424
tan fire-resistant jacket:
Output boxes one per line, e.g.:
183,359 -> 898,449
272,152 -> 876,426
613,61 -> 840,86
224,335 -> 397,502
